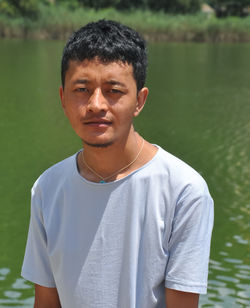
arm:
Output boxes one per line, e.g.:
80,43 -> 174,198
165,288 -> 199,308
34,284 -> 61,308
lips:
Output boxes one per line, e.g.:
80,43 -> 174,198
84,118 -> 112,127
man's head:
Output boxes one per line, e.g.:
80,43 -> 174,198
61,19 -> 147,91
60,20 -> 149,148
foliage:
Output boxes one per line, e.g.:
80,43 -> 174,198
147,0 -> 201,14
78,0 -> 118,10
0,0 -> 202,17
208,0 -> 250,17
0,0 -> 48,18
55,0 -> 80,10
209,0 -> 250,5
1,0 -> 250,21
78,0 -> 202,12
1,5 -> 250,42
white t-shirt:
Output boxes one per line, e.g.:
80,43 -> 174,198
21,145 -> 214,308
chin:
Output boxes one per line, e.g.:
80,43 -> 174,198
82,139 -> 114,148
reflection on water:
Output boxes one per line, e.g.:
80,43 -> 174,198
203,259 -> 250,307
0,268 -> 33,307
0,40 -> 249,307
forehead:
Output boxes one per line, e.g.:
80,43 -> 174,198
65,58 -> 134,83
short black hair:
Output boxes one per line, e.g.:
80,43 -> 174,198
61,19 -> 147,91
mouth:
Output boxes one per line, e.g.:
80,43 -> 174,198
84,119 -> 112,127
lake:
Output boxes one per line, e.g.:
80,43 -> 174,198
0,39 -> 249,307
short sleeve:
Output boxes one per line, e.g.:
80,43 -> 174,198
165,178 -> 214,294
21,183 -> 56,287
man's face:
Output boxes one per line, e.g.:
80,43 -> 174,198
60,58 -> 148,147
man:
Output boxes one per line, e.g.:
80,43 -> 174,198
21,20 -> 214,308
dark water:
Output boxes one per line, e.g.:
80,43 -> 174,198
0,40 -> 249,307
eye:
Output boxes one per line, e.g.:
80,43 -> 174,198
75,88 -> 88,93
109,88 -> 123,94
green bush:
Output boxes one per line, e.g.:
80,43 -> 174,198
0,0 -> 43,18
208,0 -> 250,17
0,0 -> 16,16
58,0 -> 201,13
147,0 -> 202,13
209,0 -> 250,6
0,0 -> 202,16
77,0 -> 118,10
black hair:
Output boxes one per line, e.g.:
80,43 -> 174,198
61,19 -> 147,90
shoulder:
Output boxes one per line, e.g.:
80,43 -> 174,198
153,145 -> 212,200
32,152 -> 78,194
153,147 -> 213,231
155,146 -> 205,183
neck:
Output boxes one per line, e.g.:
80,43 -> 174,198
79,130 -> 143,181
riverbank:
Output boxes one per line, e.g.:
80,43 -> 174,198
1,5 -> 250,42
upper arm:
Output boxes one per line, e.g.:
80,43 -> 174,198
22,184 -> 56,287
34,284 -> 61,308
165,179 -> 214,294
165,288 -> 199,308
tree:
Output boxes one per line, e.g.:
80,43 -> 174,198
208,0 -> 250,17
0,0 -> 15,16
147,0 -> 201,13
77,0 -> 119,10
0,0 -> 49,18
116,0 -> 147,10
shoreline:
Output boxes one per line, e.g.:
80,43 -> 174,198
1,7 -> 250,42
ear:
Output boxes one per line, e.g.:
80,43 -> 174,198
59,86 -> 66,114
134,87 -> 149,117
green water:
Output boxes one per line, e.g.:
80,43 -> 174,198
0,40 -> 249,307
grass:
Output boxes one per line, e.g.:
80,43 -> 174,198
1,4 -> 250,42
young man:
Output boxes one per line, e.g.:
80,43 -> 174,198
21,20 -> 214,308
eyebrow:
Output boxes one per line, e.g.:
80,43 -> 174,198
105,80 -> 126,87
73,79 -> 89,85
72,79 -> 126,87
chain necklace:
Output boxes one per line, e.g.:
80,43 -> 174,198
81,139 -> 145,183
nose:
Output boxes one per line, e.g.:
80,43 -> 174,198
87,88 -> 108,113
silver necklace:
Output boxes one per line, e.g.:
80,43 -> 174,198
81,139 -> 145,183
